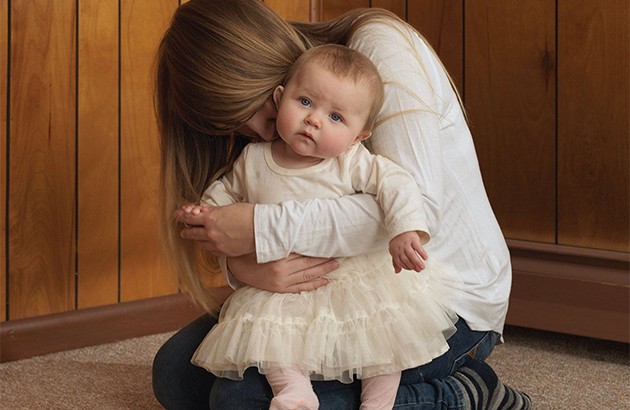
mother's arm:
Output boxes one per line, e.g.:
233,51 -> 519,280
178,193 -> 389,292
254,193 -> 389,262
178,194 -> 388,260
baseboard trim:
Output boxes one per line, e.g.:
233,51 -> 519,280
505,240 -> 630,343
0,293 -> 205,363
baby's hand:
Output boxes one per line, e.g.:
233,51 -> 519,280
180,203 -> 210,216
388,231 -> 428,273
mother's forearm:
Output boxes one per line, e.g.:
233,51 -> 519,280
254,193 -> 389,263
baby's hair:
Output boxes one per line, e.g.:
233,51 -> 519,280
284,44 -> 384,131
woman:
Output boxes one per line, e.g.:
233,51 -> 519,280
153,0 -> 530,408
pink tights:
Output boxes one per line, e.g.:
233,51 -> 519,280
266,367 -> 402,410
360,371 -> 402,409
266,367 -> 319,410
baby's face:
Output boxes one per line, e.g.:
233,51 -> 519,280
273,64 -> 372,160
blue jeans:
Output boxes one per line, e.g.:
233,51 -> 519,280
153,315 -> 499,409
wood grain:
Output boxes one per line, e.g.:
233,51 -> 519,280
265,0 -> 311,22
465,0 -> 556,243
0,0 -> 7,322
408,0 -> 463,94
322,0 -> 368,21
9,0 -> 76,319
557,0 -> 629,252
120,0 -> 179,302
77,0 -> 119,309
372,0 -> 406,19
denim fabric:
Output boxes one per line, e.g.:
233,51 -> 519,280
153,315 -> 218,410
153,315 -> 499,410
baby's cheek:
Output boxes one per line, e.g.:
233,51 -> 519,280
321,140 -> 348,158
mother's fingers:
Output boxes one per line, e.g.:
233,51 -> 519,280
282,277 -> 330,294
179,226 -> 208,241
284,256 -> 338,284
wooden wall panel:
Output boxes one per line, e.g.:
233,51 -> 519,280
265,0 -> 311,22
408,0 -> 463,93
322,0 -> 368,21
465,1 -> 556,243
77,0 -> 119,309
120,0 -> 178,302
1,0 -> 627,341
372,0 -> 406,19
557,0 -> 629,252
1,0 -> 7,322
9,0 -> 76,319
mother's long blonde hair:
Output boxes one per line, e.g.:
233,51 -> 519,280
155,0 -> 461,313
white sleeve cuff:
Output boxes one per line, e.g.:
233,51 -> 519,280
218,256 -> 244,290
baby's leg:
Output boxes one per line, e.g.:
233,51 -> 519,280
360,371 -> 402,409
266,366 -> 319,410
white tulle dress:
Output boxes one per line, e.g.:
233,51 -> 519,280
190,142 -> 459,382
192,250 -> 458,382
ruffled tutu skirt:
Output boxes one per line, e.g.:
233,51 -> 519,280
192,250 -> 459,383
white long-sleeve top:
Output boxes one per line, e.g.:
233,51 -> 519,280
204,142 -> 429,242
253,20 -> 512,335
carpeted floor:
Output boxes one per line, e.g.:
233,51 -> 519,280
0,325 -> 628,409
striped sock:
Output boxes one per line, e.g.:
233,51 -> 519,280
450,359 -> 531,410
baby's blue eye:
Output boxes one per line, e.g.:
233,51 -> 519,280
330,113 -> 342,122
300,98 -> 311,107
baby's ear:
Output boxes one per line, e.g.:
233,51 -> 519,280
355,130 -> 372,142
272,85 -> 284,107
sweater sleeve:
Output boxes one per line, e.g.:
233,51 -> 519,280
254,193 -> 389,263
347,144 -> 429,241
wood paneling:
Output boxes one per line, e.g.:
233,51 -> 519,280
2,0 -> 627,344
120,0 -> 178,302
77,0 -> 119,309
465,1 -> 556,243
372,0 -> 406,19
1,0 -> 7,322
9,0 -> 76,319
557,0 -> 630,252
279,0 -> 407,23
322,0 -> 368,21
265,0 -> 311,22
408,0 -> 463,93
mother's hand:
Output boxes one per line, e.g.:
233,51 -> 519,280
228,253 -> 337,293
175,203 -> 256,257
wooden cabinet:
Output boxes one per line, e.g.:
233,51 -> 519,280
0,0 -> 627,361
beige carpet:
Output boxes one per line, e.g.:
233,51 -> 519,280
0,326 -> 628,409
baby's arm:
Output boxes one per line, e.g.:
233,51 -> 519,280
348,144 -> 431,272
